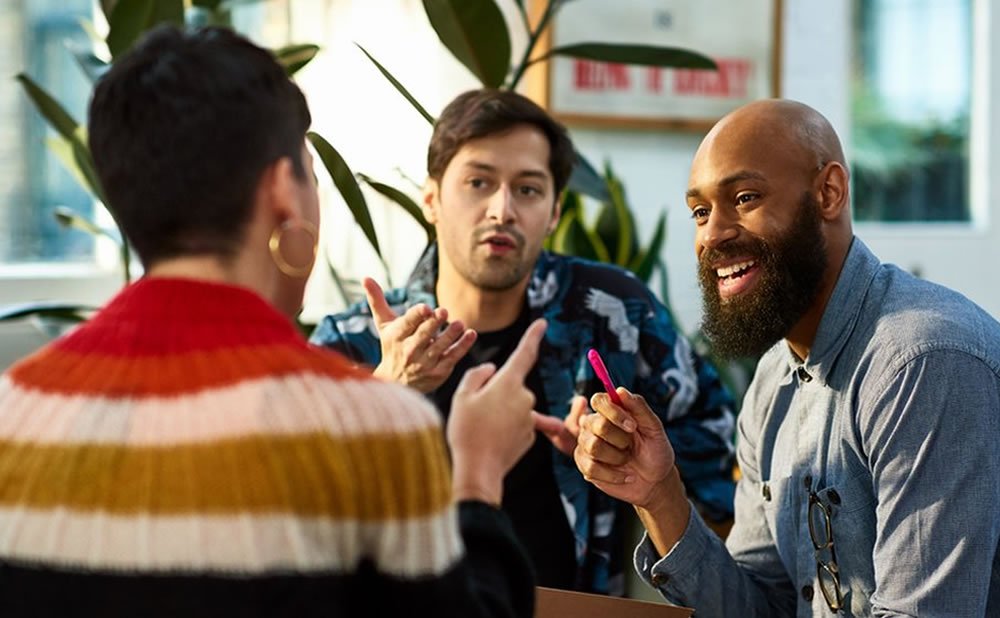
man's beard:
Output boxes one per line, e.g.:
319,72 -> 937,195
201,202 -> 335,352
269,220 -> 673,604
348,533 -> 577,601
698,193 -> 828,359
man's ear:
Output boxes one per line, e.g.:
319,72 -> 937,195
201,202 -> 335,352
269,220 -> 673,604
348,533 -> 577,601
422,178 -> 440,225
815,161 -> 849,222
545,192 -> 563,235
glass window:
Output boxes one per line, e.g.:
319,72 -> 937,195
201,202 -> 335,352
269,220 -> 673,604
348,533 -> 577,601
1,0 -> 95,264
851,0 -> 972,222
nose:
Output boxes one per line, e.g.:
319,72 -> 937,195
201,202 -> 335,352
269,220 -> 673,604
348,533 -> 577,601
698,206 -> 739,251
486,185 -> 516,224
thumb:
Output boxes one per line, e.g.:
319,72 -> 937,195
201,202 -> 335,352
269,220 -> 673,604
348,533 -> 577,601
564,395 -> 587,438
621,389 -> 664,432
532,411 -> 564,437
533,411 -> 576,457
362,277 -> 397,327
455,362 -> 497,393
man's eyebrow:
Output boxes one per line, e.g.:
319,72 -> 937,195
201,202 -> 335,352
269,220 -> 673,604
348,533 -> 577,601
686,170 -> 767,199
462,161 -> 498,173
462,161 -> 550,181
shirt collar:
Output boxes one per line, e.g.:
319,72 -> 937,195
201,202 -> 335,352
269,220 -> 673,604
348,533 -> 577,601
785,236 -> 881,384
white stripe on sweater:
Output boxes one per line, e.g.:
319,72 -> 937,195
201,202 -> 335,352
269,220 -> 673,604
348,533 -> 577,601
0,506 -> 463,576
0,375 -> 441,446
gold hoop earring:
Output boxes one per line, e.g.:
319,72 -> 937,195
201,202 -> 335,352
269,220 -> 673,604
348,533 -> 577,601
268,220 -> 318,278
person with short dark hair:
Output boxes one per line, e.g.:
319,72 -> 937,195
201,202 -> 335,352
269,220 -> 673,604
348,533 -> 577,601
311,88 -> 736,594
0,26 -> 543,617
575,99 -> 1000,615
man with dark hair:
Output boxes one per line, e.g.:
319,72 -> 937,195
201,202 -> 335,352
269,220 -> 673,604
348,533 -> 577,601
574,99 -> 1000,615
312,88 -> 736,594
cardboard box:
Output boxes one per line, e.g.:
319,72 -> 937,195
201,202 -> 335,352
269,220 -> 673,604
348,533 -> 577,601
535,587 -> 693,617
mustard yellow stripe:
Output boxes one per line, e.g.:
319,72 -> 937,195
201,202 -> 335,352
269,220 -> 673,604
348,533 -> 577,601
0,428 -> 452,519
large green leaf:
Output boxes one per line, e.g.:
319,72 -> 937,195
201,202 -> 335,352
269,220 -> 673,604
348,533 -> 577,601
358,174 -> 436,245
275,44 -> 320,76
308,131 -> 381,258
422,0 -> 511,88
46,137 -> 96,197
149,0 -> 184,28
628,211 -> 667,282
106,0 -> 155,59
16,74 -> 79,141
550,209 -> 608,263
537,43 -> 717,70
567,151 -> 610,202
106,0 -> 182,59
356,44 -> 434,125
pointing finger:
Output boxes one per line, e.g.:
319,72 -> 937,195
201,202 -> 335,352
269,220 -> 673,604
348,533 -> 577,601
496,318 -> 547,382
363,277 -> 397,328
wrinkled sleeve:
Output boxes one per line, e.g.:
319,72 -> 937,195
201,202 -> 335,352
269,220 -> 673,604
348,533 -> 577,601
632,377 -> 797,617
859,350 -> 1000,616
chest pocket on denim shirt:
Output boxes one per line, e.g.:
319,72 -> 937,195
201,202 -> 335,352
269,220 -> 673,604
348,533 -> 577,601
814,476 -> 877,614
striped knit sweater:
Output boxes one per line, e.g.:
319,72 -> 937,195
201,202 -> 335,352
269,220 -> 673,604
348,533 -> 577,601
0,277 -> 533,617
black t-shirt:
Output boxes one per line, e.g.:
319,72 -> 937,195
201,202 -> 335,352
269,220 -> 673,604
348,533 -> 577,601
430,306 -> 578,590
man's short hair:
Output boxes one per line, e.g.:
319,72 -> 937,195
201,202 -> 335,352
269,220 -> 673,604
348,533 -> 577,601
427,89 -> 575,196
88,25 -> 311,267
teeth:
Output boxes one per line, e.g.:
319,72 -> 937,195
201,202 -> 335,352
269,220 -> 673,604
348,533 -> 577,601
717,260 -> 755,278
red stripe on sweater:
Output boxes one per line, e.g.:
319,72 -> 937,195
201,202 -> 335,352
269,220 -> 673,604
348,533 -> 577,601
10,342 -> 371,396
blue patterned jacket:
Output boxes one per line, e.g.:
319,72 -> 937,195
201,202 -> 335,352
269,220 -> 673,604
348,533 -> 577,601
310,245 -> 736,593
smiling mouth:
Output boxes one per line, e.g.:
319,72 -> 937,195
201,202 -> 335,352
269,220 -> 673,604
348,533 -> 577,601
716,259 -> 756,281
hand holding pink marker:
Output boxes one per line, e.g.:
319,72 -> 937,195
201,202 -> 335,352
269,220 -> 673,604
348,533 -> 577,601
587,348 -> 623,406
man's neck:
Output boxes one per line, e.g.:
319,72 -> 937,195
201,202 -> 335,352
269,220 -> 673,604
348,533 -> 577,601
436,274 -> 530,333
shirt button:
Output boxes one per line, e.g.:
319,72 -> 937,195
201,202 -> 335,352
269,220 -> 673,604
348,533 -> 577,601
803,475 -> 813,489
801,585 -> 814,601
828,489 -> 842,505
651,573 -> 669,587
796,366 -> 813,382
762,483 -> 772,501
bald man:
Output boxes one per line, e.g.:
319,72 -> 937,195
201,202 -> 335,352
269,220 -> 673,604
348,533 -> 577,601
574,99 -> 1000,615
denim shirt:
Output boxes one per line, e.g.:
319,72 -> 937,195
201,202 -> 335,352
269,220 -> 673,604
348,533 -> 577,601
636,237 -> 1000,616
311,245 -> 736,593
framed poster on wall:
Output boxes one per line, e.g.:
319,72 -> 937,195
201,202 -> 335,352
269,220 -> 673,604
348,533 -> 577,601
526,0 -> 782,130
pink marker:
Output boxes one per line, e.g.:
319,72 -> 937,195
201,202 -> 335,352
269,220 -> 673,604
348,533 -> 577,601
587,348 -> 623,406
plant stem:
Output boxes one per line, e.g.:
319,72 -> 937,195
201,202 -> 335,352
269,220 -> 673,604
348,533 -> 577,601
507,0 -> 556,91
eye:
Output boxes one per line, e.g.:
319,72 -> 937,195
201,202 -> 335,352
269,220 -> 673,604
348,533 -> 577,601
689,206 -> 710,223
517,185 -> 543,197
736,192 -> 759,205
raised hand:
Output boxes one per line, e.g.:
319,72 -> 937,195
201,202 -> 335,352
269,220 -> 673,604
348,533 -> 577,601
448,319 -> 547,506
574,388 -> 676,510
364,277 -> 477,393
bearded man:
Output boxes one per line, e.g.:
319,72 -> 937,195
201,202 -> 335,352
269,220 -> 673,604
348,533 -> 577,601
573,99 -> 1000,616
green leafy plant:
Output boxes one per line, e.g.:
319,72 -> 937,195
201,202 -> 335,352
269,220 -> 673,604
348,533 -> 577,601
544,162 -> 667,285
